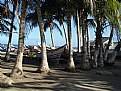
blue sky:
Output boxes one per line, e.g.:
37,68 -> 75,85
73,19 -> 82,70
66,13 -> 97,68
0,1 -> 117,47
0,17 -> 117,47
0,18 -> 93,47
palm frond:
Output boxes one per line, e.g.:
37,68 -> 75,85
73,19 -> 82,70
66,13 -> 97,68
52,21 -> 63,37
86,19 -> 96,28
26,11 -> 38,29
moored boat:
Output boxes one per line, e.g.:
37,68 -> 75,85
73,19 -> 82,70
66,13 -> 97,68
36,44 -> 66,66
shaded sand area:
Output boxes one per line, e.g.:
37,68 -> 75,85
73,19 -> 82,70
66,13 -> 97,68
0,58 -> 121,91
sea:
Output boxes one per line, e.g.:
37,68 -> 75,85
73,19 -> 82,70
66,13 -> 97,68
0,43 -> 78,52
0,43 -> 18,49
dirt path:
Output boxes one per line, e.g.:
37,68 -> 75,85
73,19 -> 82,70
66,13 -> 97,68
0,59 -> 121,91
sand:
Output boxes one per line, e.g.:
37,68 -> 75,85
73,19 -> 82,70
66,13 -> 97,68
0,58 -> 121,91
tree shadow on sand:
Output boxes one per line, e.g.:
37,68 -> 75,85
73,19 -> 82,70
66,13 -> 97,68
6,68 -> 121,91
1,58 -> 121,91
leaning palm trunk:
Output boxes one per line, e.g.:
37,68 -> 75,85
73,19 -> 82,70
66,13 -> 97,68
104,23 -> 114,61
107,41 -> 121,63
5,6 -> 15,61
67,9 -> 75,70
10,0 -> 26,77
35,0 -> 50,73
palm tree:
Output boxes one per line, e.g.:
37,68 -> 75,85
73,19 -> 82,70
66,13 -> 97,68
35,0 -> 50,73
43,14 -> 62,48
54,10 -> 69,48
77,0 -> 92,70
76,9 -> 82,53
104,23 -> 114,61
93,0 -> 121,67
5,2 -> 16,61
87,18 -> 96,60
81,14 -> 90,70
10,0 -> 27,77
65,0 -> 76,70
0,3 -> 14,34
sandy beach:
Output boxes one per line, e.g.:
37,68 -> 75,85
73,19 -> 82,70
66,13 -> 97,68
0,56 -> 121,91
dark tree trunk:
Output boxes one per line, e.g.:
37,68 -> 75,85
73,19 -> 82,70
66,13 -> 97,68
104,23 -> 114,61
93,17 -> 104,68
87,27 -> 91,59
80,13 -> 90,70
5,5 -> 16,61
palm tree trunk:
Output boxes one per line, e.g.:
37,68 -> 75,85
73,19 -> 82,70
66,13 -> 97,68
76,9 -> 81,53
107,43 -> 120,63
93,18 -> 104,68
10,0 -> 26,77
98,42 -> 104,67
50,28 -> 55,47
67,8 -> 75,70
35,0 -> 50,73
104,23 -> 114,61
5,5 -> 15,61
107,27 -> 121,63
93,21 -> 100,68
87,27 -> 91,59
62,23 -> 68,48
98,18 -> 104,67
81,15 -> 90,70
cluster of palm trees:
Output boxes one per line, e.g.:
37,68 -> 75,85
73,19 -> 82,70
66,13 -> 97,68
0,0 -> 121,77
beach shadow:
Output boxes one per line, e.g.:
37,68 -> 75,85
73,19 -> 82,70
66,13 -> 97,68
10,69 -> 115,91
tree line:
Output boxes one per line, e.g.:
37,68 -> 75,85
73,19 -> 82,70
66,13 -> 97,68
0,0 -> 121,78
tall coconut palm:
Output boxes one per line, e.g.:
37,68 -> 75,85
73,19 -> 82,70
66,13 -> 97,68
76,9 -> 82,53
92,0 -> 106,67
86,18 -> 96,60
77,0 -> 93,70
65,0 -> 76,70
5,2 -> 16,61
93,0 -> 121,67
54,11 -> 69,48
43,14 -> 62,48
81,14 -> 90,70
35,0 -> 50,73
55,0 -> 77,70
10,0 -> 27,77
86,24 -> 90,59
